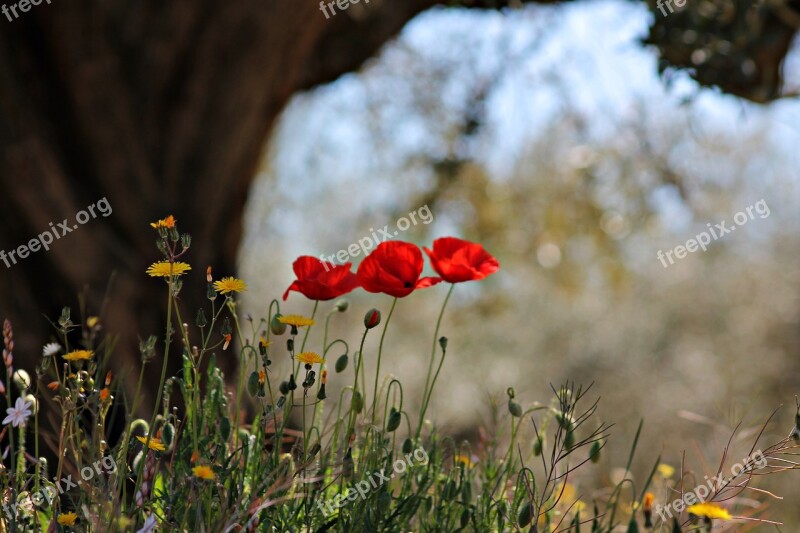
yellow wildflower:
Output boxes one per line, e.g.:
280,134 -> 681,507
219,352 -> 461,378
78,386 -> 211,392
213,277 -> 247,294
136,435 -> 167,452
150,215 -> 176,229
192,465 -> 215,480
63,350 -> 93,361
57,512 -> 78,526
146,261 -> 191,278
297,352 -> 324,366
687,502 -> 732,520
277,315 -> 315,328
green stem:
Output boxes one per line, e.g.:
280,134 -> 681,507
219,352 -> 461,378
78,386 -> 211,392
134,277 -> 175,497
416,284 -> 454,439
371,298 -> 397,425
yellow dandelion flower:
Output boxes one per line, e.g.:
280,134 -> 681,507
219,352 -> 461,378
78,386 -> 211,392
136,435 -> 167,452
687,502 -> 732,520
657,463 -> 675,478
213,277 -> 247,294
297,352 -> 324,365
150,215 -> 176,229
259,337 -> 271,349
63,350 -> 93,361
454,454 -> 474,467
146,261 -> 191,278
278,314 -> 315,328
192,465 -> 215,480
57,512 -> 78,526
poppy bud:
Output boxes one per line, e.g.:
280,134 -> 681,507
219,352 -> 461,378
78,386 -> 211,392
279,381 -> 290,396
508,399 -> 522,418
352,391 -> 363,413
364,309 -> 381,329
386,407 -> 402,432
439,336 -> 448,350
335,354 -> 348,373
518,502 -> 533,528
402,438 -> 413,454
247,372 -> 260,397
564,430 -> 575,449
162,423 -> 175,446
533,435 -> 544,456
335,299 -> 349,312
270,314 -> 287,335
590,439 -> 602,463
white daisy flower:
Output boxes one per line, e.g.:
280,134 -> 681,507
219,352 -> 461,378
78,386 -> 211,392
3,397 -> 32,427
42,343 -> 61,357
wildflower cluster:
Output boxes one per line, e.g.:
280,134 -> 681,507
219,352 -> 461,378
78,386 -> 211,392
0,216 -> 797,532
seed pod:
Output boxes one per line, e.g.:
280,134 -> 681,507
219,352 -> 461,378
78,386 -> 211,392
386,407 -> 402,432
335,354 -> 349,373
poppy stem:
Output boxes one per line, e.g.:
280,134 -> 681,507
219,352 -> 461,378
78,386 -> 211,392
371,297 -> 397,426
416,283 -> 454,440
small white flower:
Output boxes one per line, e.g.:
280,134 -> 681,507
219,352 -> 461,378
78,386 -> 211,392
136,514 -> 158,533
3,397 -> 32,427
42,343 -> 61,357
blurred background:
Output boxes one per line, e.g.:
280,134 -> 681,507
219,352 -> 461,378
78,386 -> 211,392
241,0 -> 800,521
1,0 -> 799,525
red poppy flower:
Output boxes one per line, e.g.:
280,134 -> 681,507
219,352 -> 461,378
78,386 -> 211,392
283,256 -> 360,301
423,237 -> 499,283
357,241 -> 441,298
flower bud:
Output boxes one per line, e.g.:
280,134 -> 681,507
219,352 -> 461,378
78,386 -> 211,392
13,369 -> 31,391
352,391 -> 363,413
590,439 -> 602,463
439,336 -> 448,350
335,299 -> 349,312
270,314 -> 287,335
247,372 -> 260,397
279,381 -> 290,396
364,309 -> 381,329
317,384 -> 327,401
196,309 -> 207,328
335,354 -> 348,373
386,407 -> 402,432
